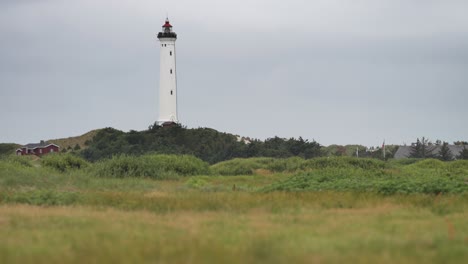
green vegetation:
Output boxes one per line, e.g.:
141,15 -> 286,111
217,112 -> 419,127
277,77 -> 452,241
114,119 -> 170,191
211,156 -> 387,176
91,154 -> 209,179
409,137 -> 437,158
1,154 -> 467,195
458,146 -> 468,160
0,143 -> 19,157
81,125 -> 323,163
211,157 -> 280,175
41,153 -> 89,172
2,193 -> 467,264
439,142 -> 454,161
1,154 -> 468,263
262,158 -> 468,194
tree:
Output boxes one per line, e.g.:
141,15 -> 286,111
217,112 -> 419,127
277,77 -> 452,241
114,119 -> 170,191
409,137 -> 436,158
457,146 -> 468,160
438,142 -> 453,161
74,144 -> 81,151
333,146 -> 347,156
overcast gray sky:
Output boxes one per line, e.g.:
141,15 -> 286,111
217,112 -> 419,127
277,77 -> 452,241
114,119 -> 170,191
1,0 -> 467,146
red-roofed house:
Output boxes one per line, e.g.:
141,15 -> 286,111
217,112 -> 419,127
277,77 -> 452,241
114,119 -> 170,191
16,141 -> 60,156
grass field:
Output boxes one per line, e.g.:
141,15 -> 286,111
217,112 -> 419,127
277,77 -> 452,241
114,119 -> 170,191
1,155 -> 467,263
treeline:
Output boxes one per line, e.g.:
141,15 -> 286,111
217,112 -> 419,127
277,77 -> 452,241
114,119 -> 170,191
80,125 -> 468,163
408,137 -> 468,160
81,124 -> 323,164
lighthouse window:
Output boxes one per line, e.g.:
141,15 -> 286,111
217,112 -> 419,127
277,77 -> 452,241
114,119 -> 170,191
170,90 -> 173,95
170,51 -> 172,56
170,69 -> 173,74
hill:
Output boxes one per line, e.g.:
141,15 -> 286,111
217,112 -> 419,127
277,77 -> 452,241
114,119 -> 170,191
2,126 -> 402,161
81,125 -> 323,163
48,129 -> 101,151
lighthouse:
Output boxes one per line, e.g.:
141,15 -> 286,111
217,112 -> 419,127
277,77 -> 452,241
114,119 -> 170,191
157,18 -> 178,125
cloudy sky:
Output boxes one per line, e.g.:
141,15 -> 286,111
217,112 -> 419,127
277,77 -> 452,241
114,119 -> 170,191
1,0 -> 467,146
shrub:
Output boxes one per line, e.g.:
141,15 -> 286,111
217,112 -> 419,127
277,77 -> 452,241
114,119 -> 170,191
0,143 -> 19,157
90,154 -> 209,179
143,154 -> 209,176
210,158 -> 277,176
210,157 -> 387,176
266,157 -> 305,172
261,158 -> 468,194
302,157 -> 386,170
448,160 -> 468,170
41,153 -> 89,172
5,156 -> 33,167
408,159 -> 446,170
387,158 -> 420,167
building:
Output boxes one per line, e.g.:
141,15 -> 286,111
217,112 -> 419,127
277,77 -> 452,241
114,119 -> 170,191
157,18 -> 178,126
16,141 -> 60,156
394,145 -> 466,159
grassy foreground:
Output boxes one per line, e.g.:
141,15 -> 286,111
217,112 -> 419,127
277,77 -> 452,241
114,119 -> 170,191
1,155 -> 468,263
1,193 -> 468,264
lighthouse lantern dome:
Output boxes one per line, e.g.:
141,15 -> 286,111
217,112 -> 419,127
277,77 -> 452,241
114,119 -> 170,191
163,19 -> 172,33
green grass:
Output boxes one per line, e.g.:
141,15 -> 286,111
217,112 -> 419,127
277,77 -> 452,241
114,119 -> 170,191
1,155 -> 468,263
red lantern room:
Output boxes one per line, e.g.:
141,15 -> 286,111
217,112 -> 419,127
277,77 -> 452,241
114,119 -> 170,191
158,18 -> 177,39
163,19 -> 172,32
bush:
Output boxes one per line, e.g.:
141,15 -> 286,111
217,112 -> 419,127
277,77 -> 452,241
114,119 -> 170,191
387,158 -> 420,167
210,158 -> 277,176
408,159 -> 446,170
41,153 -> 89,172
144,154 -> 210,176
376,175 -> 468,195
90,154 -> 209,179
302,157 -> 386,170
0,143 -> 19,157
5,156 -> 33,167
210,157 -> 387,176
261,157 -> 468,194
0,159 -> 69,190
266,157 -> 305,172
448,160 -> 468,170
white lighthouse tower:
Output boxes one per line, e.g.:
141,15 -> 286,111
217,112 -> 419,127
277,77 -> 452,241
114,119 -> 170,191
157,18 -> 178,125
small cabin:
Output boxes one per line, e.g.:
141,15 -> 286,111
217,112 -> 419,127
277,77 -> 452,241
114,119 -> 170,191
16,141 -> 60,156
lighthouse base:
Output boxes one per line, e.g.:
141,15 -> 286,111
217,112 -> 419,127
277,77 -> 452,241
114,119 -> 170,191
159,121 -> 178,128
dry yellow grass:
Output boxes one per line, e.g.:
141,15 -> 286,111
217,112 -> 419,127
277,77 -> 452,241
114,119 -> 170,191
253,169 -> 273,176
1,199 -> 467,264
48,129 -> 101,150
